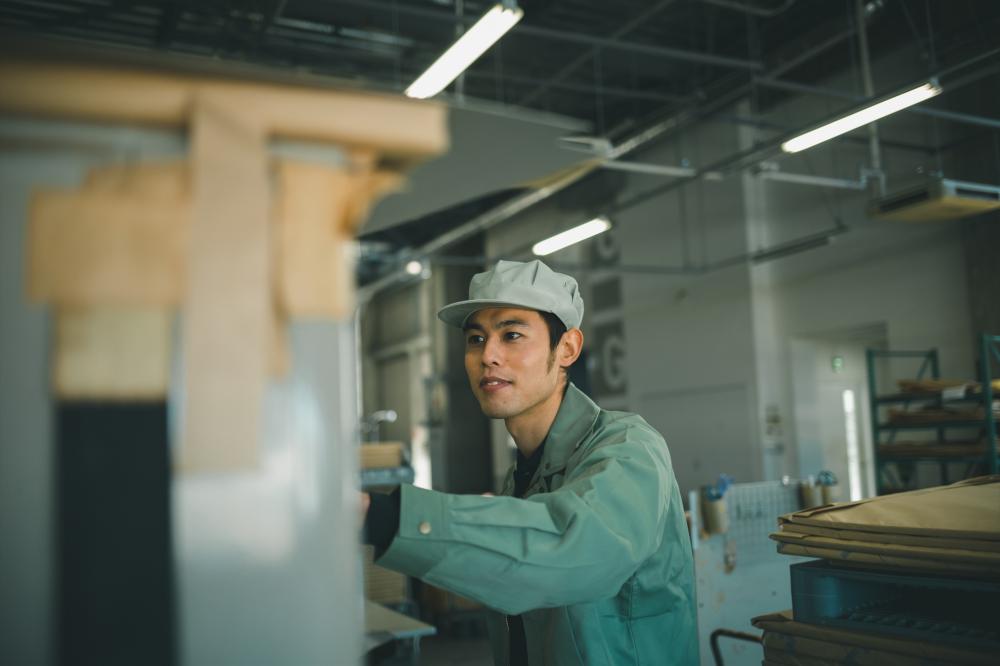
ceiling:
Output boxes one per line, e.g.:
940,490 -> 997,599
3,0 -> 998,137
3,1 -> 999,284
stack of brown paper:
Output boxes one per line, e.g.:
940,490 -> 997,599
752,611 -> 994,666
770,476 -> 1000,577
363,545 -> 408,605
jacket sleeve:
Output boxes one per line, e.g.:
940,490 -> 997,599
375,426 -> 674,615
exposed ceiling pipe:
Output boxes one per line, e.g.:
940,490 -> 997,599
611,49 -> 1000,216
516,0 -> 681,108
755,61 -> 1000,132
854,0 -> 885,197
462,70 -> 691,104
358,103 -> 722,300
768,23 -> 857,79
755,166 -> 867,190
363,221 -> 848,279
406,253 -> 695,276
453,0 -> 465,101
339,0 -> 762,72
357,160 -> 601,302
357,12 -> 905,298
701,0 -> 797,19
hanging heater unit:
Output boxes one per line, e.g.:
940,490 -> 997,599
870,178 -> 1000,222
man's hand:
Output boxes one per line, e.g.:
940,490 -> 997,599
360,492 -> 371,523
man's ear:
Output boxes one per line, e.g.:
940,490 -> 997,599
559,329 -> 584,369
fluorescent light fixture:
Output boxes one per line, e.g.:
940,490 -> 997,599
405,3 -> 523,99
781,81 -> 942,153
532,217 -> 611,256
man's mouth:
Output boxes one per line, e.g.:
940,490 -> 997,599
480,377 -> 512,392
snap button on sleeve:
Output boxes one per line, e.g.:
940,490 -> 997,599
418,521 -> 432,535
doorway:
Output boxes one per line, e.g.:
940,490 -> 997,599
791,325 -> 886,500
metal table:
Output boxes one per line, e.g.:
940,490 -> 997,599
364,600 -> 436,665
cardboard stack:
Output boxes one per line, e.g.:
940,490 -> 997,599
360,442 -> 404,470
362,545 -> 409,605
755,476 -> 1000,665
361,442 -> 409,605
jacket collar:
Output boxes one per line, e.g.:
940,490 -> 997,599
537,382 -> 601,475
500,383 -> 602,496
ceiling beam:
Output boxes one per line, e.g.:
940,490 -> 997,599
330,0 -> 761,73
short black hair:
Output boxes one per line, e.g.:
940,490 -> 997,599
540,310 -> 567,350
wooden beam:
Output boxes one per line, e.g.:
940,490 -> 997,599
0,60 -> 448,165
179,95 -> 270,472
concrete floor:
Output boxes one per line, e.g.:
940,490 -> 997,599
369,634 -> 492,666
419,634 -> 493,666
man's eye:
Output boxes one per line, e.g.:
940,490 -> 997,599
504,332 -> 522,341
467,335 -> 484,345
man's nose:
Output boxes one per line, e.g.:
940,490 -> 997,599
481,337 -> 502,365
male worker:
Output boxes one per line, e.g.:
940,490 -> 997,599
363,259 -> 697,665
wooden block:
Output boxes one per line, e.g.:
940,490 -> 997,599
360,442 -> 404,469
28,189 -> 188,306
341,149 -> 404,235
54,306 -> 171,401
84,160 -> 189,200
273,159 -> 403,318
179,96 -> 270,472
273,160 -> 356,319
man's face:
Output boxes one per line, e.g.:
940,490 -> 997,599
463,307 -> 562,420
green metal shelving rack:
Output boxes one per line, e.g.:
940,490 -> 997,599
867,333 -> 1000,495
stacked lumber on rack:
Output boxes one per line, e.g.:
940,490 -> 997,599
888,405 -> 990,424
755,477 -> 1000,665
897,378 -> 1000,395
879,440 -> 987,459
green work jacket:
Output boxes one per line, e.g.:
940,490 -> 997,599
377,383 -> 699,665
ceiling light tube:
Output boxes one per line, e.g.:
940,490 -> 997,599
532,217 -> 611,256
405,3 -> 523,99
781,81 -> 942,153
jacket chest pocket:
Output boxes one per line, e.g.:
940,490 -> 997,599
525,469 -> 565,497
543,470 -> 565,492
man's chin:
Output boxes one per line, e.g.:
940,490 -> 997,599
477,396 -> 515,419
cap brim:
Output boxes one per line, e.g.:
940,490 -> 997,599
437,299 -> 546,328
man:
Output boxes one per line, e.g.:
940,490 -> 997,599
363,259 -> 698,665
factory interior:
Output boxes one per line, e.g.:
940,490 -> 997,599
2,0 -> 1000,665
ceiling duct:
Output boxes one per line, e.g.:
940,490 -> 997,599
869,178 -> 1000,222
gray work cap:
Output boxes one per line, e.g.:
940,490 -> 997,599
437,259 -> 584,330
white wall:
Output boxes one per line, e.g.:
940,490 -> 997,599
616,119 -> 762,493
472,36 -> 984,499
789,334 -> 881,499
